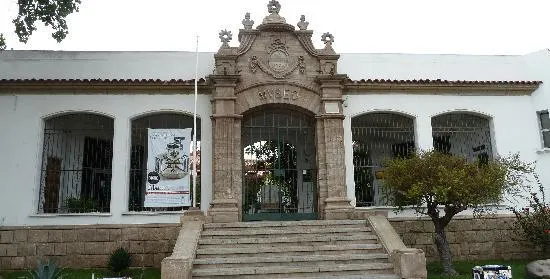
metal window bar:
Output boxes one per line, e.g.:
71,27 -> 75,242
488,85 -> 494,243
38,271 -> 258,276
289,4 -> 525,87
351,113 -> 415,207
38,113 -> 114,213
539,110 -> 550,148
431,113 -> 493,162
129,113 -> 201,212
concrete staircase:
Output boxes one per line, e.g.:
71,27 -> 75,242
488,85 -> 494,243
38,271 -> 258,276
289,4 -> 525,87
191,219 -> 399,279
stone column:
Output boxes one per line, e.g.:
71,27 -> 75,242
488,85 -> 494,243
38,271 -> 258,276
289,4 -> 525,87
207,75 -> 242,223
317,74 -> 354,219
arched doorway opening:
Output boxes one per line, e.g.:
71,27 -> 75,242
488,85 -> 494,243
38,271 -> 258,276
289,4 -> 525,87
242,106 -> 317,221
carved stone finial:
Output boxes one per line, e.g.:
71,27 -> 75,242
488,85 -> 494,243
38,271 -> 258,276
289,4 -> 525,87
219,29 -> 233,47
242,12 -> 254,29
297,15 -> 309,30
321,32 -> 334,45
267,0 -> 281,14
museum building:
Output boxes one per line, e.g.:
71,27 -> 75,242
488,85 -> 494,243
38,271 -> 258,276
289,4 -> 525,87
0,0 -> 549,275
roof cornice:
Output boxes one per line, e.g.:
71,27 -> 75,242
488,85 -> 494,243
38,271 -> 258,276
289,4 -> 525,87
0,78 -> 212,94
344,79 -> 542,95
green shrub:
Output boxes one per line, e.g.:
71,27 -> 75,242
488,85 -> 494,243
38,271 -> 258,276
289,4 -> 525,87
108,247 -> 132,274
27,259 -> 63,279
512,182 -> 550,256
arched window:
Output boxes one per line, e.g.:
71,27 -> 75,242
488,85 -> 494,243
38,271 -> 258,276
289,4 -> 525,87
129,113 -> 200,211
351,113 -> 415,207
39,113 -> 114,213
432,113 -> 492,163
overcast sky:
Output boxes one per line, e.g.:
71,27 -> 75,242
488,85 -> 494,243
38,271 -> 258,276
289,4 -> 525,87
1,0 -> 550,55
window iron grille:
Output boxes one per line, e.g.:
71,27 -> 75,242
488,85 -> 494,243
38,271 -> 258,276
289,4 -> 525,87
38,113 -> 114,213
129,113 -> 201,212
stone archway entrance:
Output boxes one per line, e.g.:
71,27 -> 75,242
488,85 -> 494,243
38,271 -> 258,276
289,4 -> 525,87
206,0 -> 355,223
242,106 -> 317,221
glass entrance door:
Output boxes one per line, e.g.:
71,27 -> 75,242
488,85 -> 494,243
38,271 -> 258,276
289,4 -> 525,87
242,107 -> 317,221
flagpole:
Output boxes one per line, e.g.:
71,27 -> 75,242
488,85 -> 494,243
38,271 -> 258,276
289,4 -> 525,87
192,35 -> 199,209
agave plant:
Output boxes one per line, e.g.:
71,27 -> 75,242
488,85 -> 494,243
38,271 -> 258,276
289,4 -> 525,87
27,259 -> 63,279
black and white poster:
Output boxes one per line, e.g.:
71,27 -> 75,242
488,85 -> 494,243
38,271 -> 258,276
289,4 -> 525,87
145,128 -> 192,207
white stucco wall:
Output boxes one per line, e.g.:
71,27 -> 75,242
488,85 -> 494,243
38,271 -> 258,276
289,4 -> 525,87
0,93 -> 212,226
343,92 -> 549,213
2,50 -> 550,225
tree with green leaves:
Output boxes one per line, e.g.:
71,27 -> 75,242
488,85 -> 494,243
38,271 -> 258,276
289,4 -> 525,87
1,0 -> 81,50
382,151 -> 526,277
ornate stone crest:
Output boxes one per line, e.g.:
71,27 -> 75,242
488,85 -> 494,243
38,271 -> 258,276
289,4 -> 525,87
248,38 -> 306,79
267,39 -> 289,72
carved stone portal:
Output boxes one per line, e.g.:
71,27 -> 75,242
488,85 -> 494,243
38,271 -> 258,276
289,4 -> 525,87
208,0 -> 352,222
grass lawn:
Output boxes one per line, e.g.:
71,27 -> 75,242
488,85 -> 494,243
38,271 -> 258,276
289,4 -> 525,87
1,268 -> 160,279
2,260 -> 532,279
427,259 -> 531,279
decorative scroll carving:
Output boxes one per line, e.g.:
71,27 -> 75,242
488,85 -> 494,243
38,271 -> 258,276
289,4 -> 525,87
236,32 -> 257,55
295,32 -> 318,57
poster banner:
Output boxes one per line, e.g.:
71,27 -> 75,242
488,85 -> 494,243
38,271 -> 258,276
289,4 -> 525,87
145,128 -> 192,207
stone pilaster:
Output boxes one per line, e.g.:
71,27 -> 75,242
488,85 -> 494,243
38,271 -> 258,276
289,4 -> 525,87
316,74 -> 354,219
207,75 -> 242,223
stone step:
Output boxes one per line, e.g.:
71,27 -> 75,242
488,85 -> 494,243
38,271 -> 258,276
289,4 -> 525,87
194,253 -> 390,269
200,226 -> 371,238
203,219 -> 367,229
192,262 -> 395,277
234,274 -> 399,279
196,243 -> 384,256
191,272 -> 400,279
198,233 -> 378,246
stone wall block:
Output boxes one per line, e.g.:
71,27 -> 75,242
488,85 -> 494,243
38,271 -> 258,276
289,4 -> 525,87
28,230 -> 48,243
53,243 -> 67,256
415,233 -> 433,245
79,255 -> 107,268
123,227 -> 142,241
94,229 -> 110,242
18,243 -> 37,256
133,253 -> 154,267
13,230 -> 28,242
10,257 -> 25,269
153,253 -> 167,267
0,244 -> 6,256
1,258 -> 11,269
78,229 -> 97,242
62,230 -> 77,242
36,243 -> 54,256
66,242 -> 84,255
84,242 -> 108,255
129,241 -> 145,254
4,244 -> 17,257
0,231 -> 14,243
48,230 -> 63,243
108,228 -> 122,241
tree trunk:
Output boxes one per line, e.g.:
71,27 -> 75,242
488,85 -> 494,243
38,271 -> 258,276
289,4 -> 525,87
434,222 -> 458,276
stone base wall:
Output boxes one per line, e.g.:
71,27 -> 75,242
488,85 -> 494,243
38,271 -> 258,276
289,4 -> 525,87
0,223 -> 179,270
389,215 -> 541,262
